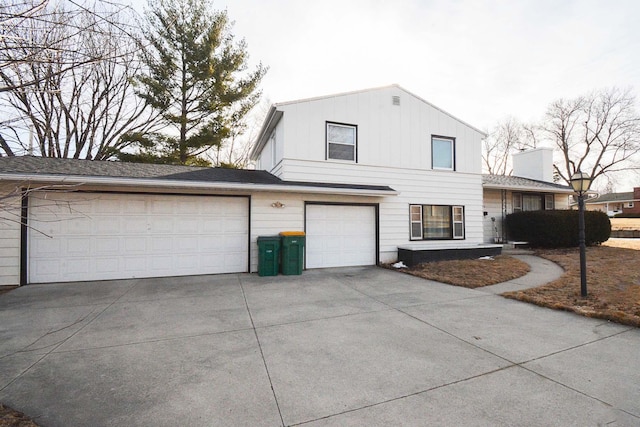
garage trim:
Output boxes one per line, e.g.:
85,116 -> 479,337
304,201 -> 379,269
20,190 -> 28,286
21,190 -> 251,284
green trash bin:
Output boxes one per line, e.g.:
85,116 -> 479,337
257,236 -> 281,277
279,231 -> 305,275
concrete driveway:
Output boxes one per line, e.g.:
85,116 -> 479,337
0,265 -> 638,426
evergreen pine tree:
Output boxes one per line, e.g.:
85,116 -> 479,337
121,0 -> 266,165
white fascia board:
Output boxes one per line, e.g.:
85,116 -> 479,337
0,173 -> 398,197
483,183 -> 574,194
586,198 -> 639,204
249,107 -> 282,160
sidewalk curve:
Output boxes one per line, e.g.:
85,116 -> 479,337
479,254 -> 565,294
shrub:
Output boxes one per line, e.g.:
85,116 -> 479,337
614,212 -> 640,218
505,210 -> 611,248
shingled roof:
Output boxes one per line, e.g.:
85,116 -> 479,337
482,174 -> 573,193
0,156 -> 284,183
0,156 -> 395,194
585,191 -> 636,204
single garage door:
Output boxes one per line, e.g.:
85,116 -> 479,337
305,204 -> 376,269
28,192 -> 249,283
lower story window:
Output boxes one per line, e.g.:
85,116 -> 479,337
513,193 -> 554,212
410,204 -> 465,240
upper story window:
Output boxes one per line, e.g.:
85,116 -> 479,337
432,136 -> 455,170
327,122 -> 357,162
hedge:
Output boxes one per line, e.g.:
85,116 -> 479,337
505,210 -> 611,248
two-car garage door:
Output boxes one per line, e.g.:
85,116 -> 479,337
28,192 -> 249,284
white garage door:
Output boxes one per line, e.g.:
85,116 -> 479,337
305,204 -> 376,269
28,192 -> 249,283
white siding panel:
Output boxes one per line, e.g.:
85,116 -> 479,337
0,188 -> 21,286
275,159 -> 483,264
555,194 -> 569,209
249,192 -> 304,272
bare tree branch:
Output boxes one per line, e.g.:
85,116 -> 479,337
541,88 -> 640,187
482,116 -> 535,175
1,0 -> 161,159
0,181 -> 85,237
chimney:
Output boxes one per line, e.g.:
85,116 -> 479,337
634,187 -> 640,200
512,148 -> 554,183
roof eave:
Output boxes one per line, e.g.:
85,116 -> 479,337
0,173 -> 398,197
586,198 -> 639,204
483,183 -> 574,194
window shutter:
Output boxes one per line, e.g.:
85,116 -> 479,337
410,205 -> 423,240
452,206 -> 464,239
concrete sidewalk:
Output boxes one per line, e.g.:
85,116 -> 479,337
0,257 -> 638,426
479,253 -> 565,294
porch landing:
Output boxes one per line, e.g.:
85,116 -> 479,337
397,244 -> 503,266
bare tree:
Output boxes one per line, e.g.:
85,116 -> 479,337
207,98 -> 271,169
540,88 -> 640,186
482,116 -> 535,175
0,181 -> 84,237
0,0 -> 157,159
1,0 -> 111,93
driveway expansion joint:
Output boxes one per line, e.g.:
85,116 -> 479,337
237,275 -> 286,427
287,365 -> 518,427
0,279 -> 140,393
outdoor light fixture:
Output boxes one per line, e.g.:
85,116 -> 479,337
570,171 -> 591,193
271,201 -> 285,208
570,171 -> 591,297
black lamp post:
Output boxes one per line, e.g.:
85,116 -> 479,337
570,171 -> 591,297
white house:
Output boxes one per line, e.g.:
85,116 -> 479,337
0,85 -> 545,286
250,84 -> 491,266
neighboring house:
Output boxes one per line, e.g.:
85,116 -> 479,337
482,148 -> 573,243
0,84 -> 495,286
583,187 -> 640,216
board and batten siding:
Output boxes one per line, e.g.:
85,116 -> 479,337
0,189 -> 22,286
275,160 -> 484,263
265,85 -> 483,174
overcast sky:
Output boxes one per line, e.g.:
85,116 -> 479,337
209,0 -> 640,132
131,0 -> 639,188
